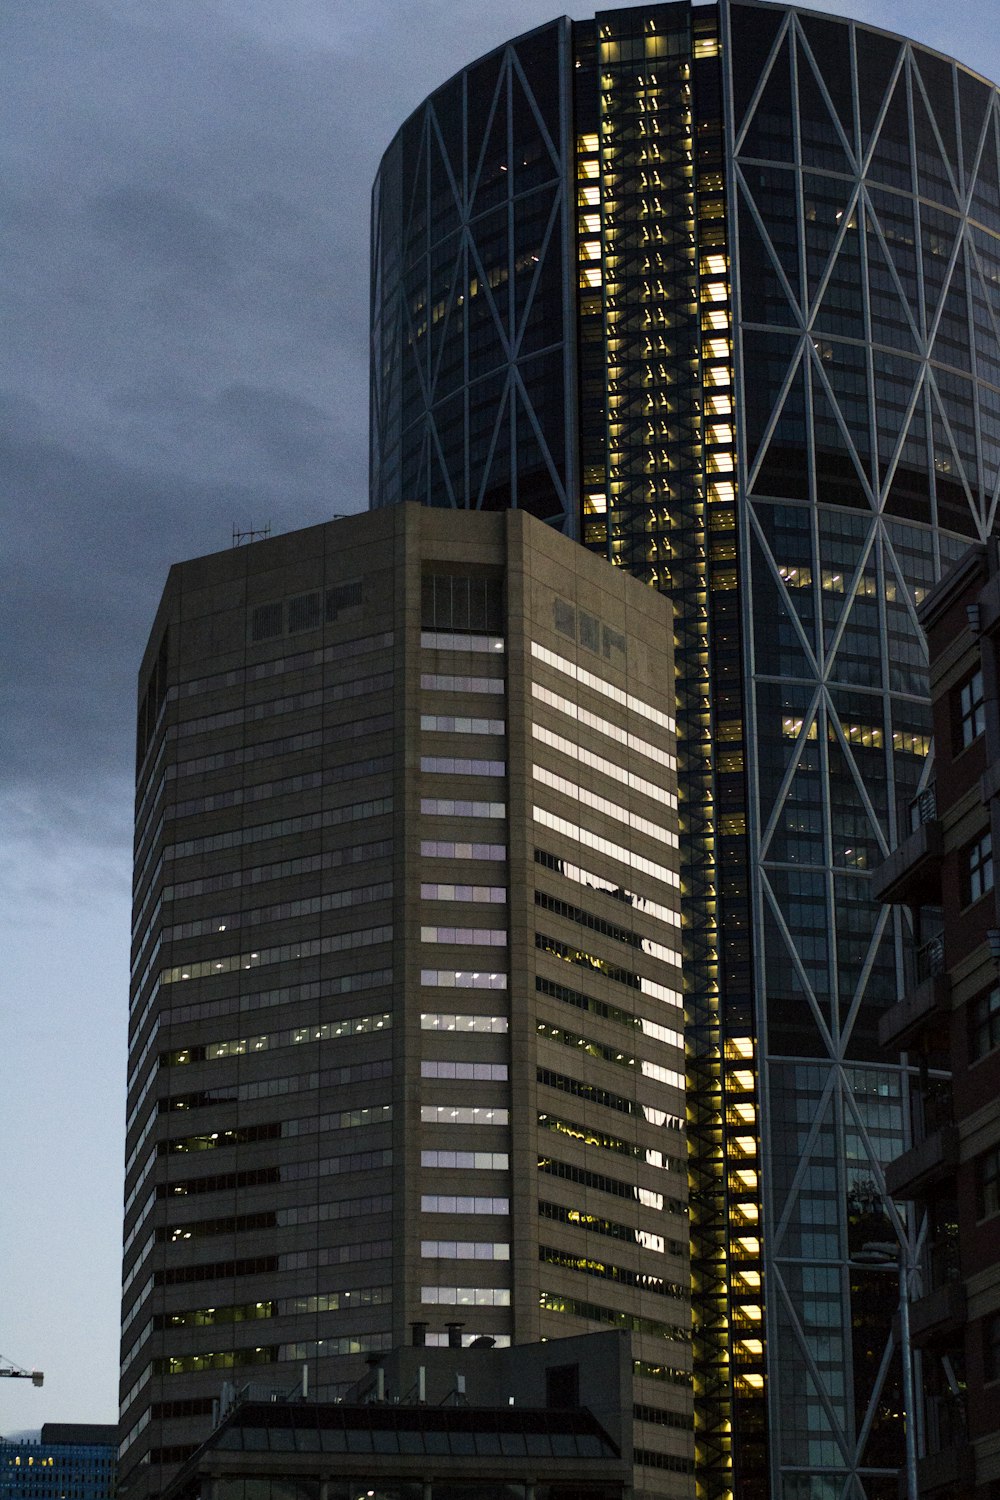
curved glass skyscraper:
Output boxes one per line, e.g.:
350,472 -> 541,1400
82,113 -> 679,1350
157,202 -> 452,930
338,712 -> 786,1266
371,4 -> 1000,1497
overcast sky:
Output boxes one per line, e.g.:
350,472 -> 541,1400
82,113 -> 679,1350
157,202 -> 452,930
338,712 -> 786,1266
2,0 -> 998,1438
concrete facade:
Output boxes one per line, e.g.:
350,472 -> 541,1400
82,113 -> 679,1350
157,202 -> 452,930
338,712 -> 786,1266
122,506 -> 689,1497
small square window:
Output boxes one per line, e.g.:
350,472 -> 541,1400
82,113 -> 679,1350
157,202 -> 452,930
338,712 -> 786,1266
963,831 -> 993,905
970,985 -> 1000,1061
956,667 -> 985,750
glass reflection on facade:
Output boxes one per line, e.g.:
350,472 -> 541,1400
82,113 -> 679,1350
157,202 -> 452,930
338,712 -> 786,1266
371,4 -> 1000,1497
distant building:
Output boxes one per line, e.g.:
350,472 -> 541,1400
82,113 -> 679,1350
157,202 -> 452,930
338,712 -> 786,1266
874,539 -> 1000,1499
0,1426 -> 116,1500
161,1329 -> 638,1500
121,505 -> 689,1498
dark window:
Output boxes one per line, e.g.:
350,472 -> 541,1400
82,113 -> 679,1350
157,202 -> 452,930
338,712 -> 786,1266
985,1311 -> 1000,1382
976,1145 -> 1000,1219
546,1363 -> 580,1409
579,611 -> 600,652
252,602 -> 283,642
554,598 -> 576,638
956,667 -> 985,749
970,985 -> 1000,1060
963,831 -> 993,905
287,592 -> 322,634
326,580 -> 363,620
421,572 -> 504,632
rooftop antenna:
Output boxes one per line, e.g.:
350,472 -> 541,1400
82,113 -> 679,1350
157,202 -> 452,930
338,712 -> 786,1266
232,523 -> 272,547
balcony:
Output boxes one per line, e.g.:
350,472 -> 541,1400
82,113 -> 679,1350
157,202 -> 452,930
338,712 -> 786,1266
871,787 -> 942,907
878,966 -> 951,1052
908,1280 -> 966,1347
885,1124 -> 958,1199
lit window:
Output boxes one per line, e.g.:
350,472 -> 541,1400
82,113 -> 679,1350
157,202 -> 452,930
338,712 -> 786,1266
964,831 -> 994,905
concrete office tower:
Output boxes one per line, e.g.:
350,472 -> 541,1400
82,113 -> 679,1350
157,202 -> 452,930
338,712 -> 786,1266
369,6 -> 1000,1497
121,506 -> 688,1498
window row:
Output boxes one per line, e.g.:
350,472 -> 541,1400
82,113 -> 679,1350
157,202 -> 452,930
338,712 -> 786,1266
166,882 -> 392,942
421,840 -> 507,860
164,839 -> 391,903
421,926 -> 507,946
534,888 -> 679,965
421,971 -> 507,991
421,1287 -> 510,1306
421,1195 -> 509,1215
421,1151 -> 509,1170
420,1106 -> 509,1126
537,1112 -> 685,1174
421,1012 -> 509,1031
422,798 -> 505,818
421,673 -> 505,695
163,969 -> 392,1029
422,1061 -> 508,1080
421,884 -> 506,903
530,641 -> 674,731
421,714 -> 505,734
161,926 -> 393,985
166,798 -> 392,861
532,681 -> 675,770
534,805 -> 680,889
533,764 -> 678,849
532,722 -> 676,808
534,846 -> 679,926
420,1241 -> 510,1260
422,756 -> 506,776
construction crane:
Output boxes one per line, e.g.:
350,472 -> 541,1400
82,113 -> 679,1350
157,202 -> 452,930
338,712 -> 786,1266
0,1355 -> 43,1387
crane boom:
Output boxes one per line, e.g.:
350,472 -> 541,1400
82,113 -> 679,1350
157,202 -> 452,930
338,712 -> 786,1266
0,1355 -> 43,1386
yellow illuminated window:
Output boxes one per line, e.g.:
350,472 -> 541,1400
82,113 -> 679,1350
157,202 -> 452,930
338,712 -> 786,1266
705,366 -> 731,386
701,253 -> 727,275
580,267 -> 603,289
707,393 -> 732,416
584,493 -> 608,516
694,36 -> 720,58
706,337 -> 730,358
709,423 -> 734,444
703,307 -> 729,330
579,133 -> 599,153
708,481 -> 735,505
580,213 -> 601,234
738,1338 -> 764,1355
733,1136 -> 757,1156
727,1037 -> 754,1060
737,1373 -> 765,1390
736,1236 -> 761,1255
579,160 -> 600,179
737,1269 -> 761,1288
583,239 -> 602,261
578,185 -> 600,207
730,1101 -> 756,1123
729,1069 -> 755,1091
702,280 -> 728,302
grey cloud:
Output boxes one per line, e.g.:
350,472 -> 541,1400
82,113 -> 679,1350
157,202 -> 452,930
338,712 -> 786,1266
91,186 -> 235,277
